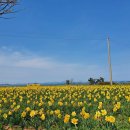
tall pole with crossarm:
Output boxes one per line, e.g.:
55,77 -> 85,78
107,37 -> 113,85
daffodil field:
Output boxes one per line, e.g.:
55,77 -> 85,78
0,85 -> 130,130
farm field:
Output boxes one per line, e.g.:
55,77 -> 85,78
0,85 -> 130,130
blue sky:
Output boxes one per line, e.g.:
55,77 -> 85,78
0,0 -> 130,83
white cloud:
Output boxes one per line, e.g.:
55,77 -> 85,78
0,47 -> 106,83
15,58 -> 55,69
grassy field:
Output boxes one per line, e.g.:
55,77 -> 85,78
0,85 -> 130,130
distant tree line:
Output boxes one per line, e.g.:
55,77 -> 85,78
65,77 -> 117,85
65,77 -> 105,85
88,77 -> 104,85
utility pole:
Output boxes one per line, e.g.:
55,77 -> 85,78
107,37 -> 113,85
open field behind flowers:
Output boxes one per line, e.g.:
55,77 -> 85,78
0,85 -> 130,130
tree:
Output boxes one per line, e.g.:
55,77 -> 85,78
95,79 -> 101,84
88,78 -> 96,85
99,77 -> 104,82
0,0 -> 17,16
66,80 -> 70,85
